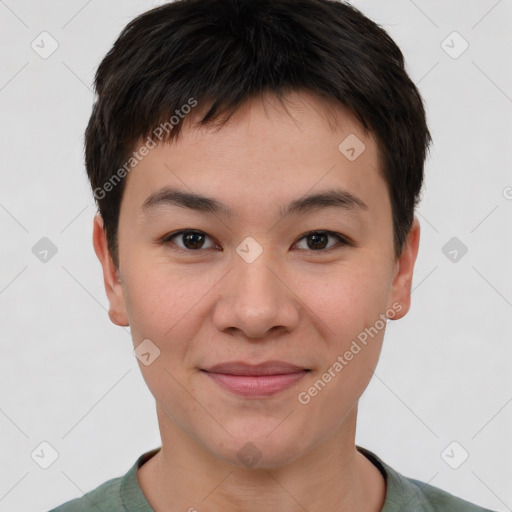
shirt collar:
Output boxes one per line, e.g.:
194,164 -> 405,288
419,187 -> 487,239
120,445 -> 419,512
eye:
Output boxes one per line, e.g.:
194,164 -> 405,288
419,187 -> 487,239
294,231 -> 350,251
161,230 -> 219,251
160,229 -> 351,253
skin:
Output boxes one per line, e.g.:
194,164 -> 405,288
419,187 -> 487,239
93,90 -> 420,512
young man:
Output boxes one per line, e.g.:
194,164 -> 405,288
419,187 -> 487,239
50,0 -> 496,510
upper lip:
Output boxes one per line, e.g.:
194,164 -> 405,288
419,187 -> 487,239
201,360 -> 309,376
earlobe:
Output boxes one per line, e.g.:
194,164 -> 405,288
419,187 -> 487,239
92,214 -> 129,327
389,217 -> 420,320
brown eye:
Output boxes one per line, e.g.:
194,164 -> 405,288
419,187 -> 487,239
163,230 -> 218,251
295,231 -> 349,251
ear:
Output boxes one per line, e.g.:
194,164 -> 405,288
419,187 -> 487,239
92,213 -> 129,327
388,216 -> 420,320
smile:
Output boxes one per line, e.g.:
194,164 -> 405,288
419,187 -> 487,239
200,370 -> 309,397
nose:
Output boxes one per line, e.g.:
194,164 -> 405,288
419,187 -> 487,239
212,250 -> 301,341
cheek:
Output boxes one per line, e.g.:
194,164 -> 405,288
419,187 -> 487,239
122,265 -> 204,417
297,258 -> 392,341
122,260 -> 218,404
295,275 -> 389,435
292,259 -> 391,403
122,260 -> 207,342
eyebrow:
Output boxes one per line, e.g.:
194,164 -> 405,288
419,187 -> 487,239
141,186 -> 368,218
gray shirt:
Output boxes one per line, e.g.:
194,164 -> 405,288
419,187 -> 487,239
48,446 -> 497,511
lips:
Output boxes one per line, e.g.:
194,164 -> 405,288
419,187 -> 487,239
201,360 -> 309,376
200,361 -> 310,397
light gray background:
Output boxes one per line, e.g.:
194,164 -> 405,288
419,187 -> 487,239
1,1 -> 511,511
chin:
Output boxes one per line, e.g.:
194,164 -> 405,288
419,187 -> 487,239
204,423 -> 310,470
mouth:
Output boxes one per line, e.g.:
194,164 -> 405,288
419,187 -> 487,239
200,360 -> 311,397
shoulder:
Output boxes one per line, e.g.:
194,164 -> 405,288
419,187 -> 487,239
357,446 -> 497,512
401,474 -> 496,512
47,475 -> 124,512
46,448 -> 160,512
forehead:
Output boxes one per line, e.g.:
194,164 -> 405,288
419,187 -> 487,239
120,91 -> 387,223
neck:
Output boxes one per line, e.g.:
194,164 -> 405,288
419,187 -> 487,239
138,405 -> 386,512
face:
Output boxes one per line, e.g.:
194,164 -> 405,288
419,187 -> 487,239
93,91 -> 419,468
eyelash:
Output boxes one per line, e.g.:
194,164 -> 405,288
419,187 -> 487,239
160,229 -> 352,253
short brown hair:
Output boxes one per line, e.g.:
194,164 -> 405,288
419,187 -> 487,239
85,0 -> 431,266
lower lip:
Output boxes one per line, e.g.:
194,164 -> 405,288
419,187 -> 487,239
201,370 -> 308,397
